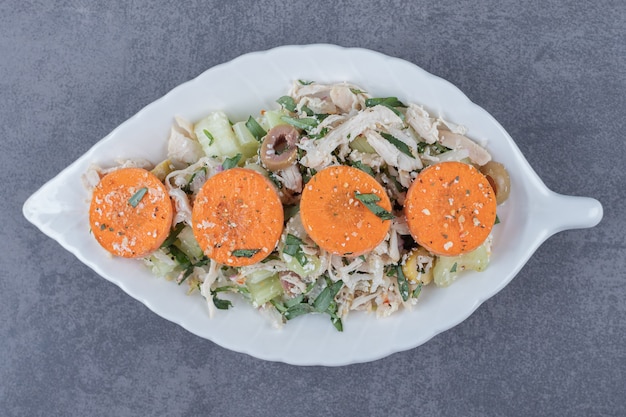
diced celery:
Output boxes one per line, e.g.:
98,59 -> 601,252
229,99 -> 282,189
433,242 -> 491,287
144,249 -> 179,279
194,111 -> 241,157
243,162 -> 268,176
349,135 -> 376,153
281,251 -> 321,278
232,121 -> 260,158
246,273 -> 283,306
265,110 -> 289,129
151,159 -> 174,181
245,269 -> 277,284
173,226 -> 204,263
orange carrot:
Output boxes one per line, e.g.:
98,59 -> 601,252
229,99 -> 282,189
300,165 -> 392,256
89,167 -> 173,258
404,161 -> 496,256
191,168 -> 284,266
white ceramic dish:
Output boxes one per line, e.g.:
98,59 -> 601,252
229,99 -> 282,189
23,44 -> 602,366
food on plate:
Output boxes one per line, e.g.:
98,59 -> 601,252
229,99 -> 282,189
404,161 -> 496,256
88,167 -> 173,258
84,80 -> 511,330
300,165 -> 392,256
192,167 -> 284,267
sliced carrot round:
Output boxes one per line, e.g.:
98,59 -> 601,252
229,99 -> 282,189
191,168 -> 284,266
404,161 -> 496,256
300,165 -> 392,256
89,167 -> 173,258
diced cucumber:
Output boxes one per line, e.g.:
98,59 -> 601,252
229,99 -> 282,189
173,226 -> 204,263
194,111 -> 241,158
232,121 -> 260,158
265,110 -> 289,129
349,135 -> 376,153
433,242 -> 491,287
246,273 -> 283,306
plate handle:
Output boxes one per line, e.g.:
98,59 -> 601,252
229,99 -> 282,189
536,191 -> 603,234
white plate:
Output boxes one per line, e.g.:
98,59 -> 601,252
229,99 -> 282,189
23,44 -> 603,366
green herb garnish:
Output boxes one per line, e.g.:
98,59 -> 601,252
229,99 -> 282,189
128,187 -> 148,208
313,280 -> 344,313
160,222 -> 185,248
284,303 -> 314,320
365,97 -> 407,120
222,153 -> 242,170
231,248 -> 260,258
354,192 -> 394,220
412,282 -> 423,299
298,79 -> 314,85
450,262 -> 458,273
283,234 -> 308,267
351,160 -> 374,176
396,265 -> 409,302
276,96 -> 297,112
380,132 -> 415,158
245,116 -> 267,142
281,115 -> 319,131
203,129 -> 214,145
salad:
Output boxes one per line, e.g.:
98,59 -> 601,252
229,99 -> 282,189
85,80 -> 511,331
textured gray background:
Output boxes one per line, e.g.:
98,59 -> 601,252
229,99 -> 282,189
2,1 -> 625,416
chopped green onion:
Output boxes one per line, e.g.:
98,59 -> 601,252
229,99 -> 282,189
298,79 -> 314,85
495,215 -> 501,225
350,88 -> 366,94
128,187 -> 148,208
450,262 -> 458,273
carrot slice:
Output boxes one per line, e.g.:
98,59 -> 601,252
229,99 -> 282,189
191,168 -> 284,266
404,161 -> 496,256
89,167 -> 173,258
300,165 -> 392,256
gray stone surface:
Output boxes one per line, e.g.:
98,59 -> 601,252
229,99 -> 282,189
2,1 -> 625,416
